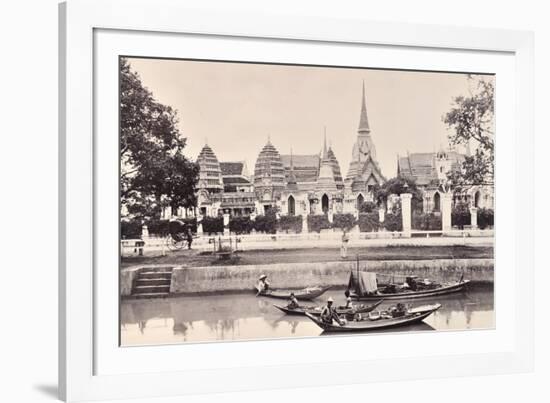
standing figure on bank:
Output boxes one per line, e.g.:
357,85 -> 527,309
341,229 -> 349,259
186,226 -> 193,250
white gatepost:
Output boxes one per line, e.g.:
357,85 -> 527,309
141,225 -> 149,239
378,208 -> 385,224
302,214 -> 309,234
223,213 -> 230,236
197,214 -> 203,235
442,193 -> 453,232
400,193 -> 412,237
470,207 -> 478,229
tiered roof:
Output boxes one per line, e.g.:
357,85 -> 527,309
196,144 -> 223,192
397,151 -> 465,186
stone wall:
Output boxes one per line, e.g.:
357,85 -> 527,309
165,258 -> 493,295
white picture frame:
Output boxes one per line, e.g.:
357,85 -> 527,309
59,0 -> 534,401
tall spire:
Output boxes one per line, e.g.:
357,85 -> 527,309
322,126 -> 328,159
358,81 -> 370,133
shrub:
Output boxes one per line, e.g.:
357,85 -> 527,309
358,201 -> 378,213
358,212 -> 379,232
451,202 -> 471,229
307,214 -> 331,233
477,208 -> 494,229
254,211 -> 277,234
146,219 -> 170,237
278,215 -> 302,233
383,212 -> 403,232
412,212 -> 442,230
120,219 -> 142,239
229,216 -> 253,234
201,216 -> 224,234
332,213 -> 357,230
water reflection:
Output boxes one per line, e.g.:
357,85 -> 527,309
120,287 -> 494,346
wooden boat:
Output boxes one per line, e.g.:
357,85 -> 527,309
272,299 -> 384,316
305,303 -> 441,333
256,285 -> 332,301
348,270 -> 470,301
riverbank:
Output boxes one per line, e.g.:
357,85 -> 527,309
121,244 -> 493,269
121,256 -> 494,297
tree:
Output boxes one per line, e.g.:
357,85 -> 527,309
373,176 -> 423,212
120,58 -> 199,219
444,77 -> 494,186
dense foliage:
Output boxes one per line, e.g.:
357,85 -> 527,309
201,216 -> 224,235
382,212 -> 403,232
477,208 -> 494,229
357,213 -> 379,232
451,202 -> 471,229
372,176 -> 423,213
120,58 -> 199,220
412,212 -> 442,231
278,215 -> 303,233
228,216 -> 254,234
332,213 -> 357,230
307,214 -> 332,233
253,211 -> 278,234
444,77 -> 494,187
358,201 -> 377,213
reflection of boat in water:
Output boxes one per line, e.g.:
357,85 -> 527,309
305,304 -> 441,333
256,285 -> 332,301
348,271 -> 469,301
272,300 -> 383,317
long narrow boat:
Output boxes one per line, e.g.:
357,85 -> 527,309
273,299 -> 384,316
350,280 -> 470,301
305,304 -> 441,333
256,285 -> 332,301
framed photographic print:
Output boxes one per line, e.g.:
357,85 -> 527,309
59,0 -> 534,401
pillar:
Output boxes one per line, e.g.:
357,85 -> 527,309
141,225 -> 149,239
442,193 -> 453,232
470,207 -> 478,229
302,213 -> 309,234
223,213 -> 230,236
401,193 -> 412,237
197,214 -> 203,235
328,210 -> 334,223
378,208 -> 385,223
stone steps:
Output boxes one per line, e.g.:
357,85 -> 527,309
131,267 -> 173,298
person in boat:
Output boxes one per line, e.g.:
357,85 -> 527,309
287,292 -> 299,309
256,274 -> 270,294
344,289 -> 354,310
320,297 -> 345,326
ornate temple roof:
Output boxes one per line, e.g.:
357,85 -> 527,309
196,144 -> 224,192
358,81 -> 371,133
253,140 -> 286,191
398,151 -> 465,186
220,162 -> 245,176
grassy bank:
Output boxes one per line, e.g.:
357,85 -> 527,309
121,244 -> 493,269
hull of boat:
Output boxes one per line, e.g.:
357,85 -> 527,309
351,280 -> 470,301
305,304 -> 441,332
273,300 -> 383,316
257,285 -> 332,301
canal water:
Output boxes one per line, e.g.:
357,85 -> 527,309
120,286 -> 494,346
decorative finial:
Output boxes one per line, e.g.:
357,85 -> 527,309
323,126 -> 328,159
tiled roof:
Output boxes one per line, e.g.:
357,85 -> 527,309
220,162 -> 244,176
222,176 -> 251,185
398,151 -> 465,186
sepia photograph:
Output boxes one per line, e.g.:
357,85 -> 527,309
119,57 -> 495,346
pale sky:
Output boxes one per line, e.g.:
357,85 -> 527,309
126,57 -> 493,178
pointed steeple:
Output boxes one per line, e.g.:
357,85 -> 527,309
358,81 -> 370,133
287,147 -> 298,190
322,127 -> 328,160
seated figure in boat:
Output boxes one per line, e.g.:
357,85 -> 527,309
287,292 -> 299,309
320,297 -> 345,326
343,289 -> 354,309
256,274 -> 270,293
